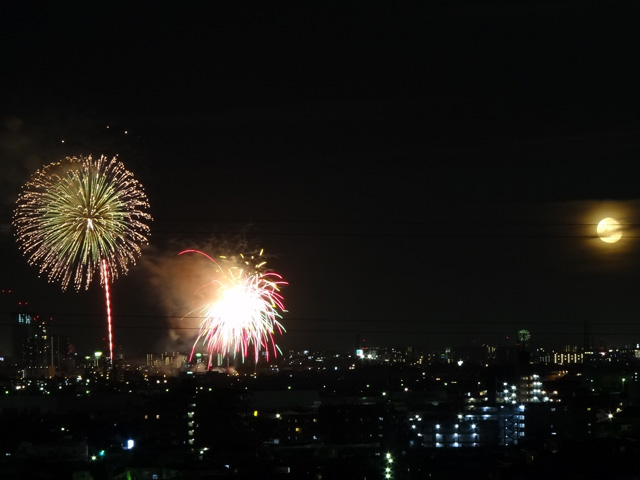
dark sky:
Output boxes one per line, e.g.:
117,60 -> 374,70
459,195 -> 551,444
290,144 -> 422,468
2,1 -> 640,356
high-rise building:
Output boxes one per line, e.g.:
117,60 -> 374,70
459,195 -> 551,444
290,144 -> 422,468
12,307 -> 53,375
0,289 -> 19,357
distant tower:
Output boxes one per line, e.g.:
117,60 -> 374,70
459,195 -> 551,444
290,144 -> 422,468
10,297 -> 34,363
0,289 -> 18,357
12,308 -> 52,372
357,333 -> 367,351
583,318 -> 590,352
516,329 -> 532,371
517,329 -> 531,352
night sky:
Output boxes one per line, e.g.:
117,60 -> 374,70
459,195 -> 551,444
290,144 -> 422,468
2,1 -> 640,356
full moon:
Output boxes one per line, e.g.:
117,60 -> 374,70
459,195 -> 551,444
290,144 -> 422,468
597,217 -> 622,243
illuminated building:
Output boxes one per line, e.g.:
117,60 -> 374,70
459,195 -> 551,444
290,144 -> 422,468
4,294 -> 68,377
409,405 -> 526,448
552,352 -> 584,365
498,375 -> 559,404
12,306 -> 52,374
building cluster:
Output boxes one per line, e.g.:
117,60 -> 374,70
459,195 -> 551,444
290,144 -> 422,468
3,294 -> 640,478
0,342 -> 639,478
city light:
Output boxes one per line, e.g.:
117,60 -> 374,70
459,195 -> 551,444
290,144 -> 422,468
384,452 -> 394,479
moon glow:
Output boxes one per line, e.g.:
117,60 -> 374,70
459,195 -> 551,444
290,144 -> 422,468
597,217 -> 622,243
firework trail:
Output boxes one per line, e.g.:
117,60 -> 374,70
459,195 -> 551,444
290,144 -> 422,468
179,249 -> 287,368
13,155 -> 152,365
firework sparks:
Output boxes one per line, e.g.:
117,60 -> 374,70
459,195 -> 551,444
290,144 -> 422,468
13,155 -> 152,290
179,249 -> 287,367
13,155 -> 152,364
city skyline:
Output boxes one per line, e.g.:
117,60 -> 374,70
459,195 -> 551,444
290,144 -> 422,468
3,2 -> 640,355
2,287 -> 639,364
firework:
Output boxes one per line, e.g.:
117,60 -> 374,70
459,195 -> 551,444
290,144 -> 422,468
13,155 -> 152,364
180,249 -> 287,367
